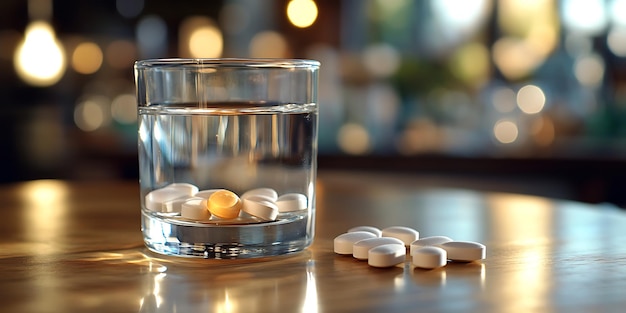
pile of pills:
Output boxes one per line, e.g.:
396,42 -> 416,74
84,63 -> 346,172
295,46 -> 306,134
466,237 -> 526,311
145,183 -> 308,222
334,226 -> 485,269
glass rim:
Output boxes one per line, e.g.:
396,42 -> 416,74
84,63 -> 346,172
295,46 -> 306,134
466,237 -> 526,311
134,58 -> 320,69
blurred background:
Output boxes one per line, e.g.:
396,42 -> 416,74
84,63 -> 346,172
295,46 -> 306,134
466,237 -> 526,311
2,0 -> 626,205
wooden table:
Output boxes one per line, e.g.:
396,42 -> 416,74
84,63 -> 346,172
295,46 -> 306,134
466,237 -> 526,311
1,170 -> 626,312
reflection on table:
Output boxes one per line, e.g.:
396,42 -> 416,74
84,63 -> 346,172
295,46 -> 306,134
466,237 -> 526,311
1,171 -> 625,312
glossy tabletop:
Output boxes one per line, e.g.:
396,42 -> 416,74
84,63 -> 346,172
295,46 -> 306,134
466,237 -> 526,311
1,171 -> 626,313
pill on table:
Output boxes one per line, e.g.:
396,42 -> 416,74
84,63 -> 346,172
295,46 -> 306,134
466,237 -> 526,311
381,226 -> 419,246
166,183 -> 199,195
180,198 -> 210,220
412,246 -> 447,269
352,237 -> 404,260
368,244 -> 406,268
207,190 -> 242,219
334,231 -> 378,255
242,198 -> 279,221
241,188 -> 278,202
276,193 -> 308,212
348,226 -> 382,237
410,236 -> 453,255
145,187 -> 193,212
437,241 -> 486,262
194,189 -> 223,199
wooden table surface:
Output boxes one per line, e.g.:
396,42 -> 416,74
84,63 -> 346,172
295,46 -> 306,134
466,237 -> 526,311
1,170 -> 626,313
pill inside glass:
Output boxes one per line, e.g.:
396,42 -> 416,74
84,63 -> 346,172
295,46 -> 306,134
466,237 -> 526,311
134,58 -> 320,258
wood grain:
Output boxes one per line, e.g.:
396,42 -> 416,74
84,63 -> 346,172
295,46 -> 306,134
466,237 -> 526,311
1,171 -> 625,312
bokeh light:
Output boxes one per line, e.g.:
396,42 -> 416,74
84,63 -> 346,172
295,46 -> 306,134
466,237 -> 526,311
561,0 -> 607,36
179,17 -> 223,58
494,119 -> 519,144
337,123 -> 370,155
74,96 -> 110,132
607,27 -> 626,57
287,0 -> 318,28
574,54 -> 605,88
517,85 -> 546,114
190,27 -> 222,58
111,94 -> 137,124
249,31 -> 290,58
14,21 -> 66,87
362,43 -> 400,79
71,42 -> 103,74
450,42 -> 490,87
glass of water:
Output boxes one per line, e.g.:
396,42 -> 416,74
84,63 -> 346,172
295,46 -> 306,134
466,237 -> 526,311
134,59 -> 320,258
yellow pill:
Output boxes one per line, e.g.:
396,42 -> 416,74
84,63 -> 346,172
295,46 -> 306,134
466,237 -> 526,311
207,190 -> 242,219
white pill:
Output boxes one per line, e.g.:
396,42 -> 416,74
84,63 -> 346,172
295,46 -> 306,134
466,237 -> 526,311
412,246 -> 447,269
352,237 -> 404,260
438,241 -> 486,262
242,198 -> 279,221
162,195 -> 193,213
381,226 -> 419,246
194,189 -> 223,199
167,183 -> 199,195
368,244 -> 406,268
334,231 -> 377,255
241,188 -> 278,202
348,226 -> 382,237
180,198 -> 210,220
145,187 -> 193,212
410,236 -> 453,256
276,193 -> 308,212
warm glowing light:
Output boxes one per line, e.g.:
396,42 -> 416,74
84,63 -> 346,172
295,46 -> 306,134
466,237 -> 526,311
492,37 -> 542,80
189,26 -> 223,58
493,119 -> 518,144
517,85 -> 545,114
302,262 -> 319,313
21,180 -> 68,254
495,0 -> 558,79
72,42 -> 103,74
179,17 -> 223,58
249,31 -> 290,58
607,27 -> 626,57
287,0 -> 318,28
14,21 -> 66,86
111,94 -> 137,124
215,290 -> 237,313
337,123 -> 370,155
574,54 -> 605,88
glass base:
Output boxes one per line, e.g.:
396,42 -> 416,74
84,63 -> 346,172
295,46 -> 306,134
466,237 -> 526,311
141,210 -> 313,259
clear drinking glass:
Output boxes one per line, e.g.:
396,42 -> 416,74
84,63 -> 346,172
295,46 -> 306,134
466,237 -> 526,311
134,58 -> 320,258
